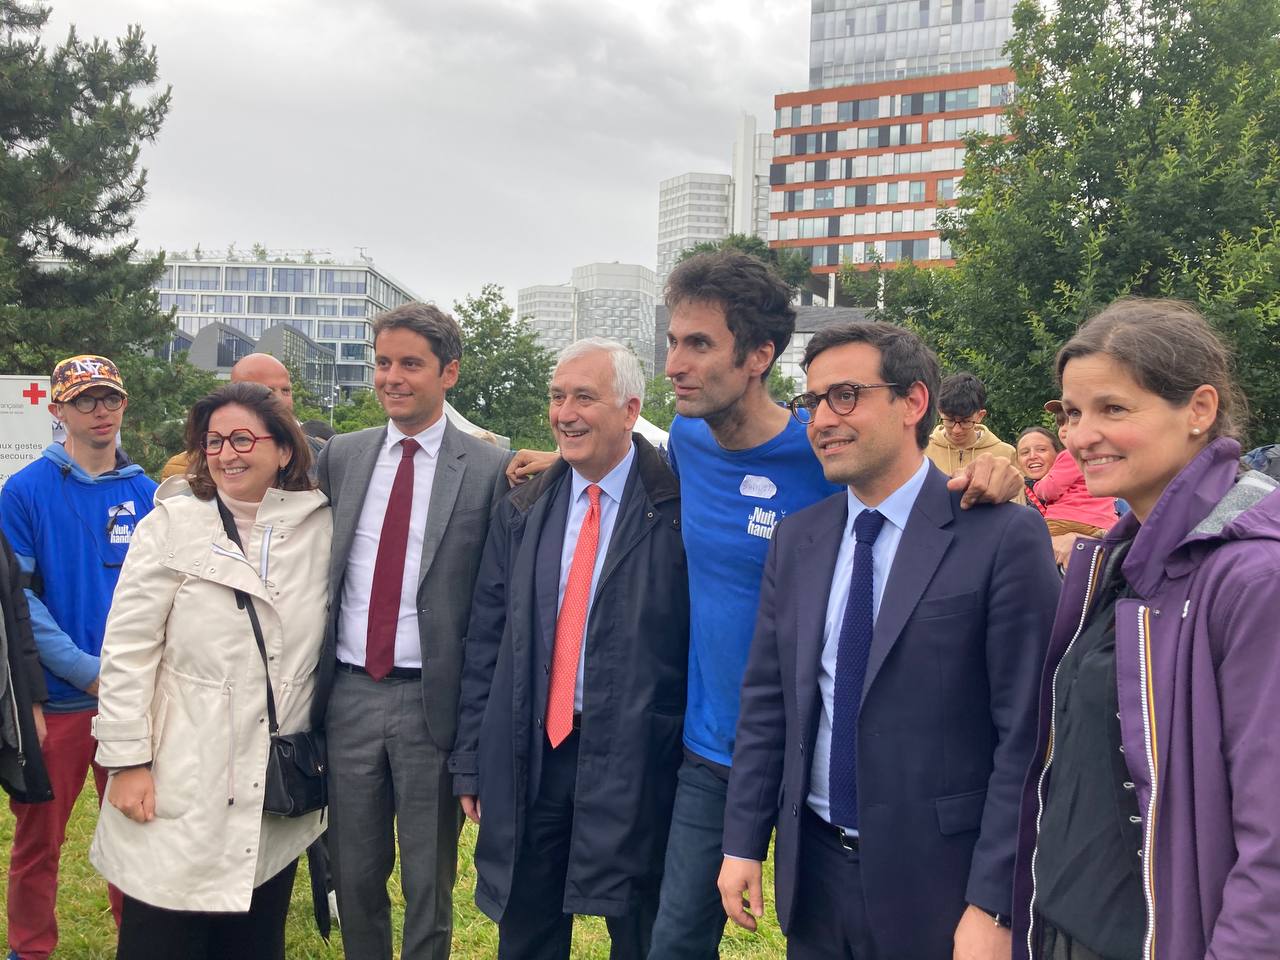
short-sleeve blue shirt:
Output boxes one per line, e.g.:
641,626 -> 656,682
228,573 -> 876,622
668,414 -> 839,768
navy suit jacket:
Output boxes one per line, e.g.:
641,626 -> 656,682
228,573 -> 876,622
723,463 -> 1059,958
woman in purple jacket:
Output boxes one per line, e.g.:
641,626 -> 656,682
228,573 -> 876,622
1012,298 -> 1280,960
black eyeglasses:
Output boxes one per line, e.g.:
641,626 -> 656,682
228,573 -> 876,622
788,382 -> 898,424
201,430 -> 274,454
940,416 -> 978,429
65,393 -> 124,414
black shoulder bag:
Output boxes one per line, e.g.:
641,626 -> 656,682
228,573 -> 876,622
216,496 -> 327,817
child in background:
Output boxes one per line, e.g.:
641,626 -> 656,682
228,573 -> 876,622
1036,400 -> 1117,537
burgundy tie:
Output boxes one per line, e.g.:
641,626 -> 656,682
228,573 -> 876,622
366,437 -> 420,681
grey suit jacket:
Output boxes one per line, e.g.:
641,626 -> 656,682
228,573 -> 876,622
311,418 -> 512,749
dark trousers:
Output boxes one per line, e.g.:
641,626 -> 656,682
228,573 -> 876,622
646,758 -> 730,960
1039,922 -> 1108,960
787,807 -> 877,960
499,731 -> 659,960
115,859 -> 297,960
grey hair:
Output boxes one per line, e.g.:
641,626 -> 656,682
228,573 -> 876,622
555,337 -> 646,407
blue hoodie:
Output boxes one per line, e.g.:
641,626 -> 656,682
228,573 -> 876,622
0,443 -> 157,711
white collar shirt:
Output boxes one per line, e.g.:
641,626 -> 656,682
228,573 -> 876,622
336,415 -> 447,669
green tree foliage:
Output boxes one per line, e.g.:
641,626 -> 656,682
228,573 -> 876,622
678,233 -> 813,296
451,284 -> 555,449
869,0 -> 1280,444
641,374 -> 675,431
0,1 -> 172,372
115,353 -> 218,474
331,388 -> 387,433
0,1 -> 186,474
767,365 -> 796,404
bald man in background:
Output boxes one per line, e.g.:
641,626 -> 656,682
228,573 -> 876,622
160,353 -> 321,479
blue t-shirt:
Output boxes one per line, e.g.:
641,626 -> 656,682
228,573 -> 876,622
668,414 -> 838,767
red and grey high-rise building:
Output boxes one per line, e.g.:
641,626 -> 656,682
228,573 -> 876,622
771,0 -> 1015,301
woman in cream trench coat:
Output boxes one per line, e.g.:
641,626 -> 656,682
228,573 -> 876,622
89,383 -> 330,956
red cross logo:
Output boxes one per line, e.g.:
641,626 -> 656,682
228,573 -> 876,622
22,382 -> 47,405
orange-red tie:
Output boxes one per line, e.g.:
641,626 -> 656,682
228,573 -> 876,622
546,483 -> 601,747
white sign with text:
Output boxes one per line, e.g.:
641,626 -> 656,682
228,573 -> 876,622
0,375 -> 54,491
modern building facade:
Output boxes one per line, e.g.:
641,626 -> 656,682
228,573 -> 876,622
809,0 -> 1014,89
655,173 -> 732,295
518,262 -> 658,377
516,284 -> 576,356
185,321 -> 336,404
775,304 -> 873,384
572,263 -> 657,378
731,113 -> 775,242
154,256 -> 420,397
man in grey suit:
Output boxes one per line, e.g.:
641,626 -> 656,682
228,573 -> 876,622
313,303 -> 511,960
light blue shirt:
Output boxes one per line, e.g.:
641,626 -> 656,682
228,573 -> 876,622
807,456 -> 930,828
557,443 -> 636,712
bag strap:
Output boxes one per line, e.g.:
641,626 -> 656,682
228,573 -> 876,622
215,496 -> 280,736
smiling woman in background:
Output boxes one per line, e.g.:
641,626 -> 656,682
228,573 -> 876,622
1016,425 -> 1061,515
1012,298 -> 1280,960
89,382 -> 331,960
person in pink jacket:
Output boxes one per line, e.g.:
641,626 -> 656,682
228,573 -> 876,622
1036,401 -> 1117,536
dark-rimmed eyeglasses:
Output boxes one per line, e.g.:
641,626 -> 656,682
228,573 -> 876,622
940,416 -> 978,430
788,382 -> 898,424
65,392 -> 124,414
201,430 -> 274,454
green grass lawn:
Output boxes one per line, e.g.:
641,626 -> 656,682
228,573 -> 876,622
1,780 -> 785,958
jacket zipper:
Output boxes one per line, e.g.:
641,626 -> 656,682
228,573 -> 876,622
2,656 -> 23,764
223,681 -> 235,806
1136,605 -> 1158,960
1026,544 -> 1105,958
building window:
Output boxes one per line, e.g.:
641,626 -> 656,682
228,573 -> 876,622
155,265 -> 175,290
225,267 -> 268,291
295,297 -> 340,316
159,293 -> 198,312
341,299 -> 369,317
178,265 -> 220,290
909,181 -> 926,202
814,187 -> 836,209
272,268 -> 315,293
247,296 -> 290,315
200,295 -> 243,314
320,269 -> 367,294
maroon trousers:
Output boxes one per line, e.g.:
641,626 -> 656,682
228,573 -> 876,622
6,709 -> 123,960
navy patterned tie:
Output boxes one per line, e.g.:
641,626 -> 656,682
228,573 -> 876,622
828,509 -> 886,829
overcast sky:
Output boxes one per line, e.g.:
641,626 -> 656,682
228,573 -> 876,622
46,0 -> 810,311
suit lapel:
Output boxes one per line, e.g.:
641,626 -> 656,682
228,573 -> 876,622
796,494 -> 847,739
863,467 -> 954,699
419,420 -> 465,585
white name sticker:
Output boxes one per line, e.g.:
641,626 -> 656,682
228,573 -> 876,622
739,474 -> 778,499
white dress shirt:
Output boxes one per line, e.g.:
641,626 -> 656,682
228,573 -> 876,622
337,415 -> 447,669
807,456 -> 930,827
557,443 -> 636,712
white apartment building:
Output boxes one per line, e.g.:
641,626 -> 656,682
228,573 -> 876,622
155,255 -> 420,397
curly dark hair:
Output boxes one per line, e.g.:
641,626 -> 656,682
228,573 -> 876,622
184,382 -> 314,501
664,250 -> 795,380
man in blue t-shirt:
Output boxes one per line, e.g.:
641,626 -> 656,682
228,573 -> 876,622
1,355 -> 156,960
643,252 -> 835,959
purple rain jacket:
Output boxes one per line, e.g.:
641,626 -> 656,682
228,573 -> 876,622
1012,438 -> 1280,960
